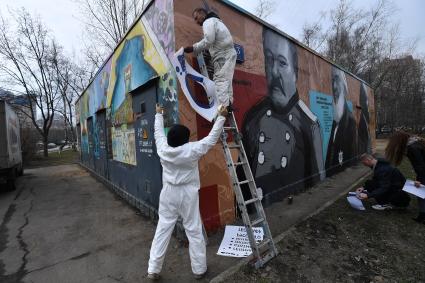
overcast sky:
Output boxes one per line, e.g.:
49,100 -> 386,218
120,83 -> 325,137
1,0 -> 424,58
230,0 -> 425,57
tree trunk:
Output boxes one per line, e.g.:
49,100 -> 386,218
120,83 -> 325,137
43,135 -> 48,157
63,95 -> 68,144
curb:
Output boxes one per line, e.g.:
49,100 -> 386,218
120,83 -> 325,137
209,170 -> 372,283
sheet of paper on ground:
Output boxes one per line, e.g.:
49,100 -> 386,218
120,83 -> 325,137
347,192 -> 366,210
217,225 -> 264,257
403,180 -> 425,199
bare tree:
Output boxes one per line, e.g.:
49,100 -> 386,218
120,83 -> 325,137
302,12 -> 328,51
377,56 -> 425,131
300,0 -> 425,131
0,8 -> 63,157
51,43 -> 91,148
75,0 -> 147,68
301,0 -> 401,74
254,0 -> 277,20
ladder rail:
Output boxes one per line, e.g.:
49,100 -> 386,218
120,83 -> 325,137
225,113 -> 262,198
221,133 -> 261,259
221,113 -> 278,267
195,53 -> 278,267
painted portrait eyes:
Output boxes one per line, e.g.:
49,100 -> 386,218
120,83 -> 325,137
278,56 -> 287,67
265,53 -> 288,68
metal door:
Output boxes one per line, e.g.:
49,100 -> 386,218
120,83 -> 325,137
94,111 -> 108,178
87,117 -> 95,170
132,82 -> 163,208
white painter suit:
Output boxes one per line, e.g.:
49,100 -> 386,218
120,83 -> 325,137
193,15 -> 237,107
148,113 -> 225,275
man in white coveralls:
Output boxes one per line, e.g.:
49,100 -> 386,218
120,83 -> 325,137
184,7 -> 237,109
147,104 -> 228,280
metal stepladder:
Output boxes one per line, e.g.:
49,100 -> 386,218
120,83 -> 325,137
195,53 -> 278,268
220,112 -> 278,268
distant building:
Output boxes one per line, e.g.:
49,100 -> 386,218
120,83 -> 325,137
0,88 -> 36,128
36,117 -> 65,129
377,55 -> 425,131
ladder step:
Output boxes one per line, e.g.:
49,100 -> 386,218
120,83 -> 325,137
228,144 -> 241,149
238,179 -> 253,185
217,112 -> 278,268
244,197 -> 259,205
258,238 -> 271,249
253,248 -> 276,269
251,217 -> 265,226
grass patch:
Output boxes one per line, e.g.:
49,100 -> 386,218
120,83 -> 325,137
26,149 -> 79,168
397,158 -> 416,180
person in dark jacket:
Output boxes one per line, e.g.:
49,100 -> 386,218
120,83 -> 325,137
357,154 -> 410,210
385,131 -> 425,223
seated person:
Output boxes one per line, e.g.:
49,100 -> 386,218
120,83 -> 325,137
357,154 -> 410,210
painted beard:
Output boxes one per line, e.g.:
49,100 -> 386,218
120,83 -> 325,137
269,76 -> 293,111
270,77 -> 287,99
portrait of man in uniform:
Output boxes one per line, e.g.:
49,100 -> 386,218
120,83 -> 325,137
357,82 -> 372,155
242,28 -> 324,203
325,66 -> 357,174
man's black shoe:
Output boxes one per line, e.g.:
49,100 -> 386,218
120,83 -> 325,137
227,104 -> 234,113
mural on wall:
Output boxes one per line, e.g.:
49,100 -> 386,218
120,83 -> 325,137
325,67 -> 357,172
242,28 -> 325,202
79,93 -> 90,154
77,0 -> 178,168
358,82 -> 372,155
145,0 -> 175,58
110,36 -> 157,124
106,15 -> 172,110
145,0 -> 178,125
172,0 -> 376,230
309,91 -> 334,159
78,59 -> 112,156
104,11 -> 177,165
74,0 -> 376,229
158,71 -> 178,125
111,124 -> 137,165
92,59 -> 112,112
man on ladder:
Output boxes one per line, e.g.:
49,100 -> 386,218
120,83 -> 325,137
184,7 -> 278,269
184,7 -> 236,111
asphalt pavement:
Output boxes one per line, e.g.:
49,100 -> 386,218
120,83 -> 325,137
0,162 -> 370,282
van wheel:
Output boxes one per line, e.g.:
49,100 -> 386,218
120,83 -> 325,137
18,165 -> 24,176
6,169 -> 17,191
6,179 -> 16,191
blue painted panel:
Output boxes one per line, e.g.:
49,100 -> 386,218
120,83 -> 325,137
106,82 -> 162,209
234,43 -> 244,63
94,111 -> 108,178
132,83 -> 163,208
87,117 -> 95,170
309,91 -> 334,159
